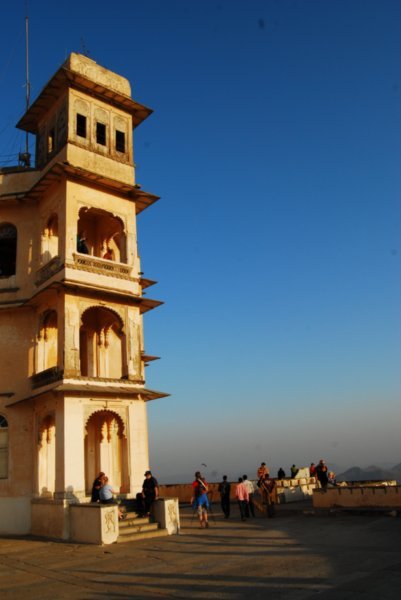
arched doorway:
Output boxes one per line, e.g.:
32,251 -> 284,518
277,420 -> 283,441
84,410 -> 129,495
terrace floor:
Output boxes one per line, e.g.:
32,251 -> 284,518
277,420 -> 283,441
1,501 -> 400,599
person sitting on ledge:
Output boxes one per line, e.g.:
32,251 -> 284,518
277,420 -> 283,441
90,471 -> 105,503
99,475 -> 124,520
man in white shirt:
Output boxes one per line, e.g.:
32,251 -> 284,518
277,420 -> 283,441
243,474 -> 255,517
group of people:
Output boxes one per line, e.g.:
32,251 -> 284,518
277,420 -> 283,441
91,458 -> 334,528
232,464 -> 277,522
309,459 -> 336,488
90,471 -> 125,520
191,462 -> 278,527
275,459 -> 335,489
90,469 -> 159,520
192,458 -> 336,527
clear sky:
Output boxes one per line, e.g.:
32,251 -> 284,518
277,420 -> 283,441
1,1 -> 400,482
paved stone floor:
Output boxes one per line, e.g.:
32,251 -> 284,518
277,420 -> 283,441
0,502 -> 400,599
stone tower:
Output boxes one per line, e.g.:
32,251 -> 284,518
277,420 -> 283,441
0,54 -> 166,537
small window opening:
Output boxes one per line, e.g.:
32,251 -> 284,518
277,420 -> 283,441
0,224 -> 17,278
116,130 -> 125,153
48,129 -> 55,154
96,122 -> 106,146
76,114 -> 87,138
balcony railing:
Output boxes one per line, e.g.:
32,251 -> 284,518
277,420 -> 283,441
31,367 -> 63,389
73,253 -> 133,279
35,256 -> 63,286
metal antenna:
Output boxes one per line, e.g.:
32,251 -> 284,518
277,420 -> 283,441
19,5 -> 31,167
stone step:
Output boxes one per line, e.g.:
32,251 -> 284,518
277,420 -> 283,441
117,527 -> 169,543
119,518 -> 158,531
120,511 -> 146,523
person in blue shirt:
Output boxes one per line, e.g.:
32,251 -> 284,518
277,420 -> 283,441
99,475 -> 124,519
191,471 -> 209,528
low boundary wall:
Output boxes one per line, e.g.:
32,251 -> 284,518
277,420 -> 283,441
159,477 -> 318,505
313,485 -> 401,510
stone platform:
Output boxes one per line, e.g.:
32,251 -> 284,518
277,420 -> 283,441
0,501 -> 400,599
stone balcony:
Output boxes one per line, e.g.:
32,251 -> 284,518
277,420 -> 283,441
35,253 -> 137,288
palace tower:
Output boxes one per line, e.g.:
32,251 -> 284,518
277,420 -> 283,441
0,54 -> 166,537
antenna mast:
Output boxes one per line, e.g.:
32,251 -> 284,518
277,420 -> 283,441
19,8 -> 31,167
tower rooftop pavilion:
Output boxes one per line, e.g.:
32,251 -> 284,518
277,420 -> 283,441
17,53 -> 152,134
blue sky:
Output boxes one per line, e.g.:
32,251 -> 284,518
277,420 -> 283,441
1,1 -> 400,481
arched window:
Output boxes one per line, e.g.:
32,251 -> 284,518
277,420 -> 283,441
37,415 -> 55,496
41,214 -> 59,264
80,306 -> 126,378
0,224 -> 17,278
0,415 -> 8,479
77,207 -> 126,263
36,310 -> 58,372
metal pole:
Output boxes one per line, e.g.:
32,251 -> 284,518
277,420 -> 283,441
25,14 -> 30,158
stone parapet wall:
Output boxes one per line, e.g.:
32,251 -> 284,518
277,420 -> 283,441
313,485 -> 401,509
159,478 -> 318,505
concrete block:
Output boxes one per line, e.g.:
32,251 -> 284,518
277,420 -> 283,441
31,498 -> 70,540
70,503 -> 118,544
0,497 -> 31,535
152,497 -> 180,534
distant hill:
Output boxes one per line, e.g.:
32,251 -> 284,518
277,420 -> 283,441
337,463 -> 401,483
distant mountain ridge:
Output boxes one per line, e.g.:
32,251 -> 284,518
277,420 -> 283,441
337,463 -> 401,484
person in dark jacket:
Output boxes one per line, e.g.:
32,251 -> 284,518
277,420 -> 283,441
142,470 -> 159,515
218,475 -> 231,518
316,459 -> 329,488
277,467 -> 286,480
90,471 -> 105,502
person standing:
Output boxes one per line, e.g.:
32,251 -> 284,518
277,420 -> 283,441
260,474 -> 277,517
191,471 -> 209,528
218,475 -> 231,518
277,467 -> 286,480
77,231 -> 89,254
257,462 -> 269,481
316,460 -> 329,488
309,463 -> 317,478
142,470 -> 159,515
235,477 -> 249,521
243,475 -> 255,517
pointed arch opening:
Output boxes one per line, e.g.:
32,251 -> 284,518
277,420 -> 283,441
37,414 -> 56,497
80,306 -> 126,378
36,310 -> 58,373
41,214 -> 59,264
77,207 -> 126,263
84,410 -> 129,495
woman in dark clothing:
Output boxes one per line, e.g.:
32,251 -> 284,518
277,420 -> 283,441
91,471 -> 105,502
